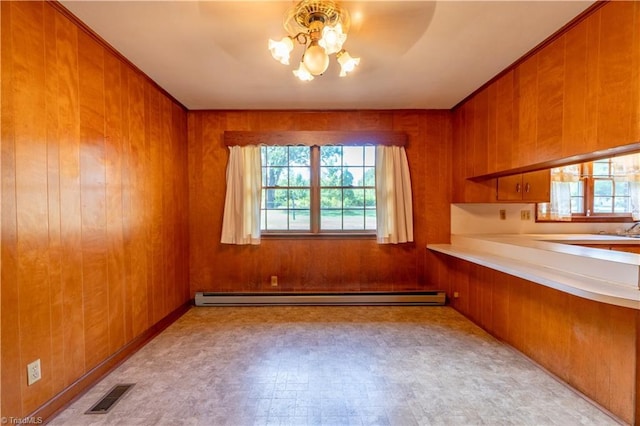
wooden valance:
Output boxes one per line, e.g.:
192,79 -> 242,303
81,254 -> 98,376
223,131 -> 407,147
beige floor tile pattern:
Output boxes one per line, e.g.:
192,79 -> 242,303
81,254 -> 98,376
50,306 -> 620,426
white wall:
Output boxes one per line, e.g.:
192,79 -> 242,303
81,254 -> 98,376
451,203 -> 629,235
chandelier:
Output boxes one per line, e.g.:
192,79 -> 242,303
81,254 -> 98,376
268,0 -> 360,81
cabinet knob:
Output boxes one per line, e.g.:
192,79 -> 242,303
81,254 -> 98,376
515,182 -> 521,193
524,182 -> 531,193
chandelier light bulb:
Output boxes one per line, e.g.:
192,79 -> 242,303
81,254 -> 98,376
337,49 -> 360,77
319,24 -> 347,55
268,37 -> 294,65
303,41 -> 330,76
293,61 -> 314,81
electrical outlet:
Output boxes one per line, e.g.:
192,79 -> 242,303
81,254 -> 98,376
27,359 -> 41,386
453,291 -> 460,299
270,275 -> 278,287
499,209 -> 506,220
520,210 -> 531,220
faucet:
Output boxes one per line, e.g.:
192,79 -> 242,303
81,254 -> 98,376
624,222 -> 640,235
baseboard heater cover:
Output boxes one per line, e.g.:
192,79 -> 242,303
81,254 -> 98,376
195,291 -> 446,306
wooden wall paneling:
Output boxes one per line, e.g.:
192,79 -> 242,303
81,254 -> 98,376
562,17 -> 591,158
127,69 -> 150,338
633,1 -> 640,144
471,89 -> 489,177
13,1 -> 56,413
486,83 -> 497,175
489,270 -> 509,341
54,9 -> 86,388
160,96 -> 174,309
536,285 -> 570,379
513,56 -> 538,169
605,303 -> 635,422
43,3 -> 65,398
146,83 -> 164,325
188,110 -> 450,294
494,70 -> 515,172
596,1 -> 637,149
78,30 -> 110,372
104,51 -> 126,354
120,63 -> 134,344
535,35 -> 565,163
582,9 -> 601,154
1,1 -> 23,417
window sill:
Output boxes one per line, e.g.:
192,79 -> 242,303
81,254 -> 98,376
536,216 -> 634,223
261,232 -> 377,240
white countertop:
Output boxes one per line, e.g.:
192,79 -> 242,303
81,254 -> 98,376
427,234 -> 640,310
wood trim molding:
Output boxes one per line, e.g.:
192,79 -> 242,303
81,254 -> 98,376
223,131 -> 408,147
29,302 -> 191,423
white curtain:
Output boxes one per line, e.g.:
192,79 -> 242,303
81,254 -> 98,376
375,145 -> 414,244
615,153 -> 640,220
220,145 -> 262,245
542,165 -> 579,221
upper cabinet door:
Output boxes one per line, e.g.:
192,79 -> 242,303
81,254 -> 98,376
595,1 -> 640,148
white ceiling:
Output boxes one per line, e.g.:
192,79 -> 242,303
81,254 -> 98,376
60,1 -> 595,110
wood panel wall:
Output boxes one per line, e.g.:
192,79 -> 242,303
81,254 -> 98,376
1,1 -> 190,419
188,110 -> 451,295
432,253 -> 637,424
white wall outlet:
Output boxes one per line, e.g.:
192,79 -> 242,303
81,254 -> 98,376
270,275 -> 278,287
499,209 -> 506,220
520,210 -> 531,220
27,359 -> 41,386
453,291 -> 460,299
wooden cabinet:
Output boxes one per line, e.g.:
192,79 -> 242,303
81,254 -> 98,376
455,1 -> 640,180
497,170 -> 550,202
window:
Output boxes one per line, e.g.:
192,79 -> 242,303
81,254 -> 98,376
537,154 -> 636,222
261,145 -> 376,233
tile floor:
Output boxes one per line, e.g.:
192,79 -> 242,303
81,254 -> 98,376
50,306 -> 620,426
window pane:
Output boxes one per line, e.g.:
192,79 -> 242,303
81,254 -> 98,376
289,167 -> 310,186
264,167 -> 288,187
344,167 -> 361,186
321,146 -> 342,165
343,209 -> 364,229
593,197 -> 612,213
288,210 -> 310,230
343,146 -> 364,166
363,167 -> 375,186
265,146 -> 287,166
321,209 -> 342,230
264,209 -> 288,230
321,167 -> 342,186
615,181 -> 630,196
365,209 -> 377,230
594,180 -> 613,196
364,146 -> 375,166
571,196 -> 584,214
592,161 -> 610,176
321,188 -> 342,208
344,188 -> 364,207
614,197 -> 631,213
365,189 -> 376,207
289,189 -> 310,208
569,181 -> 582,196
289,146 -> 310,166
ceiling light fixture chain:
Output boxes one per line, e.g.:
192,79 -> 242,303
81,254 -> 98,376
268,0 -> 360,81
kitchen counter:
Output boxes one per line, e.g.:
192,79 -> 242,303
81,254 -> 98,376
427,234 -> 640,309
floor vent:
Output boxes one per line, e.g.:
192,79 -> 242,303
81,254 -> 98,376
85,384 -> 135,414
195,291 -> 446,306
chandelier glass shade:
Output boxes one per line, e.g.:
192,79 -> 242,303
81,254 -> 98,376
268,0 -> 360,81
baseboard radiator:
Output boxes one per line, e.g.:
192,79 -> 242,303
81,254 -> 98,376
195,291 -> 446,307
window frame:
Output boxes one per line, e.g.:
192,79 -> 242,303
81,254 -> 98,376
260,145 -> 378,237
536,157 -> 634,223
